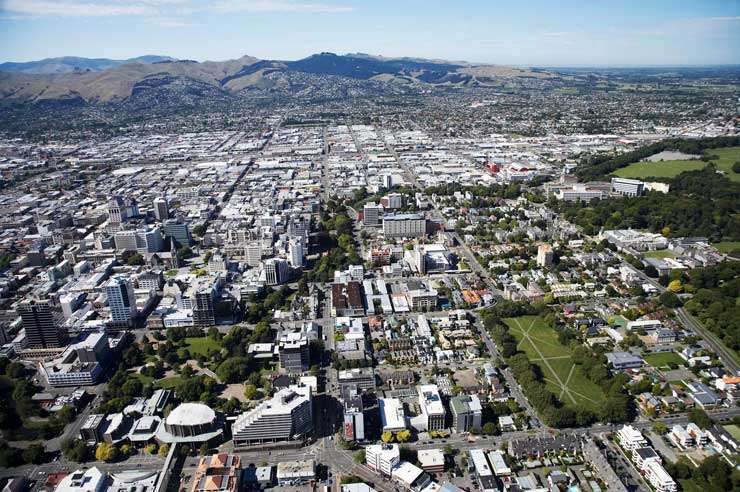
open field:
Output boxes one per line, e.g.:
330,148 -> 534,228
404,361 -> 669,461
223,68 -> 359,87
712,241 -> 740,253
612,146 -> 740,181
724,424 -> 740,442
643,351 -> 684,368
612,160 -> 705,179
154,376 -> 183,389
181,336 -> 222,357
504,316 -> 605,412
643,250 -> 675,259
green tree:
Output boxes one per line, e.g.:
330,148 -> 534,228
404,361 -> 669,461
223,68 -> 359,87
243,384 -> 258,400
396,430 -> 411,443
353,449 -> 366,464
158,443 -> 170,456
689,408 -> 713,429
22,443 -> 45,465
95,442 -> 119,462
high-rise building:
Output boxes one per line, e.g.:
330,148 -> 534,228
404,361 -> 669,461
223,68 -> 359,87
363,202 -> 382,227
536,244 -> 554,267
418,384 -> 446,431
193,288 -> 216,328
232,385 -> 313,446
245,242 -> 262,267
288,238 -> 304,268
107,196 -> 138,225
450,394 -> 482,433
278,332 -> 310,374
264,258 -> 289,286
113,228 -> 164,253
383,213 -> 426,238
106,276 -> 137,327
153,197 -> 169,222
343,397 -> 365,442
163,218 -> 192,248
17,299 -> 67,348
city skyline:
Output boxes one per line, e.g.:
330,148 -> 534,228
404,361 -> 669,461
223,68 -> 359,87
1,0 -> 739,66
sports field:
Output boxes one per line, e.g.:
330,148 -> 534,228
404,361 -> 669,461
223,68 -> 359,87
643,351 -> 684,368
504,316 -> 605,412
612,146 -> 740,181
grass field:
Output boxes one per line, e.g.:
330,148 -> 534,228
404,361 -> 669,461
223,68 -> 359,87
643,352 -> 684,368
181,337 -> 222,357
643,250 -> 675,259
504,316 -> 605,412
612,146 -> 740,181
154,376 -> 183,389
724,424 -> 740,442
679,480 -> 704,492
712,241 -> 740,253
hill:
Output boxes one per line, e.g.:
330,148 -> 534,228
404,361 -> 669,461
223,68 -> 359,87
0,52 -> 556,106
0,55 -> 175,74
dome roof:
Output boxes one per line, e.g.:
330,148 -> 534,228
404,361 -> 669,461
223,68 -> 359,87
165,402 -> 215,427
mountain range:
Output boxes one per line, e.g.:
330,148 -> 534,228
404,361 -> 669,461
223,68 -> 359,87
0,52 -> 554,106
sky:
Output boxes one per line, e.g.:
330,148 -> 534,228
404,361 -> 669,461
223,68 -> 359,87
1,0 -> 739,66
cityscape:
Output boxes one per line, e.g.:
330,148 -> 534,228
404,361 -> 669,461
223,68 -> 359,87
0,2 -> 739,492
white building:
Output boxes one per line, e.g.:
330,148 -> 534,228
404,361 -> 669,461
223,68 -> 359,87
365,443 -> 400,476
618,425 -> 648,450
417,384 -> 445,431
383,213 -> 426,238
106,275 -> 137,326
232,385 -> 312,446
643,460 -> 677,492
379,398 -> 406,432
288,238 -> 304,268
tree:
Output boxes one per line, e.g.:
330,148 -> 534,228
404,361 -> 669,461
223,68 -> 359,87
658,291 -> 682,308
95,442 -> 119,462
667,280 -> 683,293
353,449 -> 366,464
158,443 -> 170,457
22,443 -> 45,465
243,384 -> 258,400
62,438 -> 88,463
689,408 -> 713,429
652,422 -> 668,435
482,422 -> 498,435
380,431 -> 395,443
145,443 -> 158,455
127,253 -> 144,266
396,430 -> 411,443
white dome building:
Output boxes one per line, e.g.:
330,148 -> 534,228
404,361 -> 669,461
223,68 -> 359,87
164,403 -> 216,437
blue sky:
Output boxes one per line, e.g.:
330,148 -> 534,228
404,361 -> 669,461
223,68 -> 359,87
1,0 -> 739,65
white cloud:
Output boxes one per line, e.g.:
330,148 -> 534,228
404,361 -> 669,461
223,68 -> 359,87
1,0 -> 157,16
146,16 -> 195,27
211,0 -> 354,13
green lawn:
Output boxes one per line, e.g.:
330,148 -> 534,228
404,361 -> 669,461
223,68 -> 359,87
612,146 -> 740,181
154,376 -> 183,390
706,146 -> 740,182
679,480 -> 704,492
643,352 -> 684,368
724,424 -> 740,442
504,316 -> 606,412
643,250 -> 675,259
181,337 -> 222,357
612,160 -> 706,179
712,241 -> 740,253
130,372 -> 154,385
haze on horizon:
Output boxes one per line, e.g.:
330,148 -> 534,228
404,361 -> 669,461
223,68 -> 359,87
0,0 -> 739,66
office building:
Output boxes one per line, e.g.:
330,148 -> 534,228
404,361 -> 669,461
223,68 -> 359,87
278,332 -> 310,374
232,385 -> 313,446
450,394 -> 482,433
418,384 -> 446,431
164,218 -> 192,247
153,197 -> 169,222
107,196 -> 139,225
264,258 -> 289,286
338,367 -> 376,392
288,238 -> 304,268
17,299 -> 67,348
363,202 -> 383,227
379,398 -> 406,432
193,288 -> 216,328
343,397 -> 365,442
245,242 -> 262,267
106,276 -> 137,327
536,244 -> 554,267
276,460 -> 315,486
383,213 -> 426,238
365,444 -> 400,476
41,331 -> 108,387
611,177 -> 645,197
